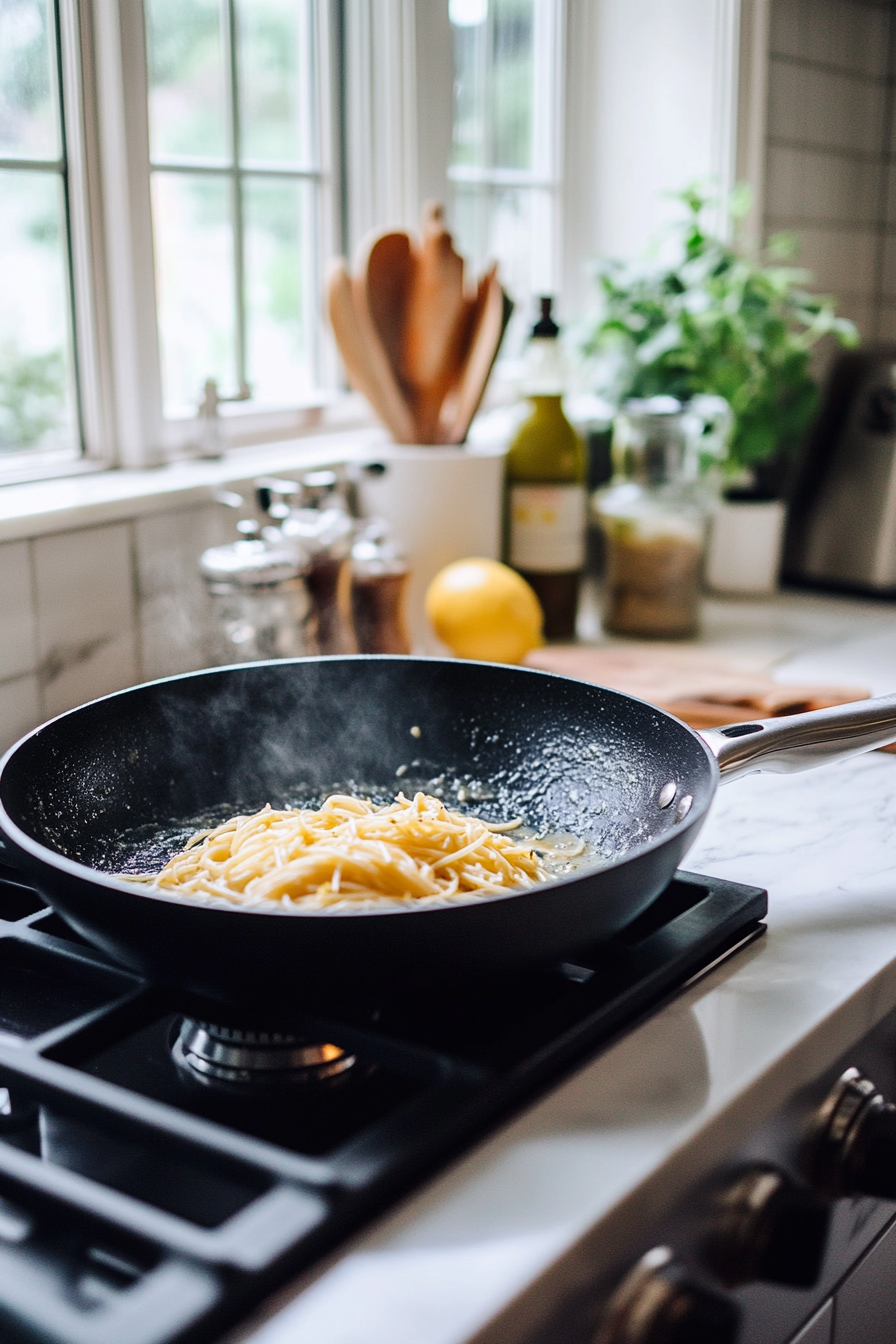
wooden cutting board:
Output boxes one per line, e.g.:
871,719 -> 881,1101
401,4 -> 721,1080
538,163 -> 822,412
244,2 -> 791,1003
524,643 -> 873,729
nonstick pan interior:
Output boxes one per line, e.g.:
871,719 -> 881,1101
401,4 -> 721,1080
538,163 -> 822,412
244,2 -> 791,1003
0,658 -> 718,1008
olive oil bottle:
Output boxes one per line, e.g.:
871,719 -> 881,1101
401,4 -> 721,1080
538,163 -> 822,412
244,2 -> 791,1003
506,298 -> 587,640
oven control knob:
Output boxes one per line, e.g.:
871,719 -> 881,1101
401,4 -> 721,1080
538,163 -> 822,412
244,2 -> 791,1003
593,1246 -> 740,1344
702,1165 -> 830,1287
807,1067 -> 896,1199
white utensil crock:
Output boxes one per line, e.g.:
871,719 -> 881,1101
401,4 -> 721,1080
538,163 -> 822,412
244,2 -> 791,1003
356,442 -> 507,653
705,497 -> 787,595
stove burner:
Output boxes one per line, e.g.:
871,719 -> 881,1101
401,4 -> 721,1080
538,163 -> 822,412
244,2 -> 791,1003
0,866 -> 767,1344
172,1019 -> 356,1087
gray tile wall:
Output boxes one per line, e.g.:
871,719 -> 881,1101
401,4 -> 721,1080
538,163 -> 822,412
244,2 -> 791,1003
0,503 -> 234,751
766,0 -> 895,341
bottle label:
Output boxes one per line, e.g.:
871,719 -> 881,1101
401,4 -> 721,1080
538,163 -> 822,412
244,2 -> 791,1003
509,484 -> 587,572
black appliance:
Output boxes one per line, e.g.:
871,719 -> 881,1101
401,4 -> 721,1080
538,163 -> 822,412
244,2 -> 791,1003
784,347 -> 896,595
0,854 -> 765,1344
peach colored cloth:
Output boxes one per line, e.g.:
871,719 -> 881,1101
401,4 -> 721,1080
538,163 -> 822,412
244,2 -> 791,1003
524,643 -> 871,730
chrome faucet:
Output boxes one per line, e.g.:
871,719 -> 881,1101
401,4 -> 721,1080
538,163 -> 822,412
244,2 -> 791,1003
197,377 -> 251,458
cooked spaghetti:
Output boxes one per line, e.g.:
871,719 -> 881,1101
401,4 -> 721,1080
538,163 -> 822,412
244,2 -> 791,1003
122,792 -> 553,912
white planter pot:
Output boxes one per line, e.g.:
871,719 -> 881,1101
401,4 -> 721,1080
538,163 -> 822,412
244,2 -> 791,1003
705,497 -> 787,595
356,442 -> 507,653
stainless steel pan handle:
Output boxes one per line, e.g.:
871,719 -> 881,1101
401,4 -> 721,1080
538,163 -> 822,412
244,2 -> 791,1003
700,693 -> 896,783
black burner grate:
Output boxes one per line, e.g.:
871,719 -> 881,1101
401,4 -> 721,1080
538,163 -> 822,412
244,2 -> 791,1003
0,861 -> 766,1344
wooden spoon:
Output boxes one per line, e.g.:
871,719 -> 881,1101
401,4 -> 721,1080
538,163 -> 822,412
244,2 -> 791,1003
355,229 -> 415,398
441,266 -> 511,444
401,202 -> 471,443
326,259 -> 415,443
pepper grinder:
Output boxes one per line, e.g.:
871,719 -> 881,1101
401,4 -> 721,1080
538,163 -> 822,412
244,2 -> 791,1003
351,519 -> 411,654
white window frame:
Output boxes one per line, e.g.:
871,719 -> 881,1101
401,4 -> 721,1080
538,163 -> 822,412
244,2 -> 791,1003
340,0 -> 419,251
0,0 -> 113,485
0,0 -> 577,479
77,0 -> 342,470
0,0 -> 751,484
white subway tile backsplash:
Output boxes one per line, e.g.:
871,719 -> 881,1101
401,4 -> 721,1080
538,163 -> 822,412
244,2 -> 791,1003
0,541 -> 36,683
815,2 -> 889,78
766,144 -> 880,225
34,523 -> 135,652
765,223 -> 879,299
768,61 -> 885,155
885,164 -> 896,229
40,629 -> 139,720
135,504 -> 233,681
770,0 -> 889,78
766,0 -> 896,341
770,0 -> 802,62
831,294 -> 875,341
0,674 -> 41,751
878,234 -> 896,298
33,522 -> 138,714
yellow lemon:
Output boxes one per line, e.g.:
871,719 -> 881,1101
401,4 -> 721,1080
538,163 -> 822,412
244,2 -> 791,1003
425,558 -> 543,663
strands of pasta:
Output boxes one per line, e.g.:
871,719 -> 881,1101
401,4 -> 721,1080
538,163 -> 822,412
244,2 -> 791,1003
123,792 -> 550,912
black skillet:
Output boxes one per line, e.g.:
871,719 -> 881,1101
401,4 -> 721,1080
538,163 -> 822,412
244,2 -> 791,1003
0,657 -> 895,1014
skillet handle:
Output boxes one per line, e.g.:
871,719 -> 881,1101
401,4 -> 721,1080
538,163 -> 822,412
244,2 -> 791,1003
699,693 -> 896,783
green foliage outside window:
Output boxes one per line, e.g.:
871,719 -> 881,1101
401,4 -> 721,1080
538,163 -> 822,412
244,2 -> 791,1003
0,342 -> 66,450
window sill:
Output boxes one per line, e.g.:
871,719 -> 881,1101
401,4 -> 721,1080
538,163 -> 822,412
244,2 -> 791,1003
0,421 -> 393,544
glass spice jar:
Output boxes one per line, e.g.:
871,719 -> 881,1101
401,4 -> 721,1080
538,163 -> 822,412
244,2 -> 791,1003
277,480 -> 357,654
594,396 -> 730,639
350,519 -> 411,655
200,521 -> 314,662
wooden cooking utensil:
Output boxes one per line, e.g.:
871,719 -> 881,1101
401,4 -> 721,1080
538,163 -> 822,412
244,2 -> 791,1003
326,205 -> 507,444
400,203 -> 471,443
343,252 -> 420,445
326,259 -> 415,444
441,265 -> 508,444
356,230 -> 415,398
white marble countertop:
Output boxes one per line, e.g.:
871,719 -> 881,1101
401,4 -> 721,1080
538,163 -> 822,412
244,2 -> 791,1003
235,589 -> 896,1344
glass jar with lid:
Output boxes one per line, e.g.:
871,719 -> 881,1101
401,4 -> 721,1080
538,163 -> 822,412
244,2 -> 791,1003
350,518 -> 411,655
269,471 -> 357,655
200,521 -> 314,663
594,395 -> 730,638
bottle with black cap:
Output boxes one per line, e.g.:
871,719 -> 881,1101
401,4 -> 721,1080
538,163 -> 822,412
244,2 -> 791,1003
506,297 -> 587,640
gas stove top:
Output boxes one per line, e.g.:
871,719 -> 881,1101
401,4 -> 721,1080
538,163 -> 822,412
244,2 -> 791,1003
0,857 -> 765,1344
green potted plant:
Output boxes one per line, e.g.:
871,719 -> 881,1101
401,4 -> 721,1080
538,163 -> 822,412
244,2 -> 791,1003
581,187 -> 858,593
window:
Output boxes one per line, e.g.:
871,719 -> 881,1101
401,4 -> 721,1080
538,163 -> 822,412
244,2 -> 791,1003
0,0 -> 333,470
0,0 -> 80,467
448,0 -> 562,353
145,0 -> 323,417
0,0 -> 569,475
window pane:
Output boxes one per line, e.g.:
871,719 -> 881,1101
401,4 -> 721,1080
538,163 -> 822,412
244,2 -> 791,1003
237,0 -> 314,166
0,169 -> 76,451
243,176 -> 315,400
452,183 -> 554,354
451,8 -> 487,169
491,0 -> 533,170
151,172 -> 238,414
451,0 -> 534,172
146,0 -> 229,163
0,0 -> 61,161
